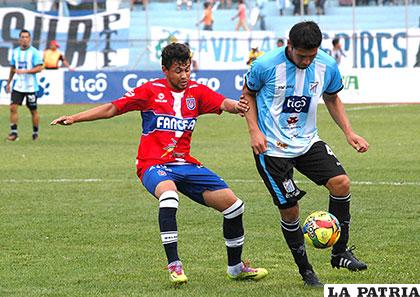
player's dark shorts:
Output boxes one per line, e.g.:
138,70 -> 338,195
141,163 -> 229,206
11,90 -> 38,110
254,141 -> 347,209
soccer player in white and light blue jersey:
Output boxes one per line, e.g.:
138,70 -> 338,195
6,29 -> 43,141
243,21 -> 369,287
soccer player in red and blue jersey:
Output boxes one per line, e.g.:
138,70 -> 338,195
51,43 -> 268,285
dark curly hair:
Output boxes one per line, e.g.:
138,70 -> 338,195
161,43 -> 191,70
289,21 -> 322,50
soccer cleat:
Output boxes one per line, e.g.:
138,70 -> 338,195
331,246 -> 367,271
6,133 -> 19,142
168,261 -> 188,285
301,269 -> 323,288
227,260 -> 268,281
32,133 -> 39,141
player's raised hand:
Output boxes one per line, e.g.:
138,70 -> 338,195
50,116 -> 75,126
346,132 -> 369,153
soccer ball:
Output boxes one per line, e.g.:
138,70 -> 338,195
303,211 -> 341,249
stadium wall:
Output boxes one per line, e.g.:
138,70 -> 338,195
1,68 -> 419,104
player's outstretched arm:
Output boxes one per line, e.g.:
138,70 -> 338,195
220,97 -> 249,116
50,103 -> 119,126
242,84 -> 267,154
323,93 -> 369,153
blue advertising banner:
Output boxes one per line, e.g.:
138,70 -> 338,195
64,70 -> 247,103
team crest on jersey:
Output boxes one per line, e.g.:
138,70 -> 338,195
309,82 -> 319,94
157,170 -> 167,176
186,97 -> 196,110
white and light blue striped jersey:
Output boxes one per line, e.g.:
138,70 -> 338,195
245,46 -> 343,158
10,46 -> 43,93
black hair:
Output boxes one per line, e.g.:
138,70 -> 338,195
204,1 -> 211,8
289,21 -> 322,50
161,43 -> 191,70
19,29 -> 31,37
332,37 -> 340,46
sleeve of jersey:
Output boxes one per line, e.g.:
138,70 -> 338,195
244,61 -> 263,92
197,85 -> 225,115
324,63 -> 344,95
111,86 -> 150,114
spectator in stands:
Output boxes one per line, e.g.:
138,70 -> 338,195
197,1 -> 214,31
43,40 -> 74,71
315,0 -> 326,15
177,0 -> 192,10
130,0 -> 148,11
293,0 -> 309,15
256,0 -> 267,31
277,38 -> 285,47
247,47 -> 264,66
331,37 -> 346,65
277,0 -> 286,15
231,0 -> 249,31
220,0 -> 232,9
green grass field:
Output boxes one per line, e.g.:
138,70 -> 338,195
0,104 -> 419,297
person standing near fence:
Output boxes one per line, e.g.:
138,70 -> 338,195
43,40 -> 74,71
196,1 -> 214,31
331,37 -> 346,65
231,0 -> 249,31
6,29 -> 43,141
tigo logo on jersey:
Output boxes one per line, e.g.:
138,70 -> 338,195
282,96 -> 311,113
186,97 -> 196,110
18,61 -> 28,69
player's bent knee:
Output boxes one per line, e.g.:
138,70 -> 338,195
279,204 -> 300,222
222,198 -> 244,219
328,175 -> 350,194
159,190 -> 179,209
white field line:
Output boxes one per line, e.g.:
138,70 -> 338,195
0,178 -> 107,183
0,178 -> 419,187
345,104 -> 401,111
229,179 -> 420,187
